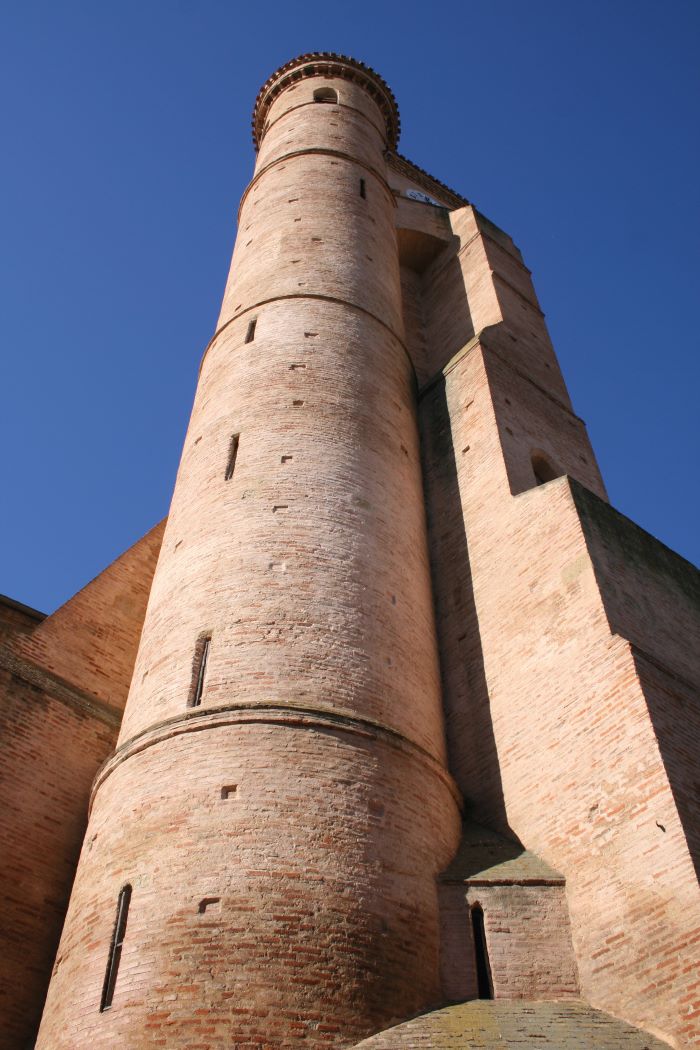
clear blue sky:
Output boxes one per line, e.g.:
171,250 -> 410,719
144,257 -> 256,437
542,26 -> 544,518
2,0 -> 698,614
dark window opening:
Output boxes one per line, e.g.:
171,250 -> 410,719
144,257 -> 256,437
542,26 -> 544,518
360,178 -> 366,199
313,86 -> 338,104
190,636 -> 211,708
225,433 -> 240,481
531,451 -> 561,486
100,884 -> 131,1012
245,318 -> 257,343
471,904 -> 493,999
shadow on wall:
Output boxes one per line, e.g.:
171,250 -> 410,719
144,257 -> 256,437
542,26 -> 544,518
419,378 -> 514,839
640,658 -> 700,883
571,481 -> 700,883
420,240 -> 476,382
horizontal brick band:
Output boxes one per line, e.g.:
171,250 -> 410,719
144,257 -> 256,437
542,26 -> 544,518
91,700 -> 463,810
260,100 -> 386,155
200,292 -> 416,381
238,146 -> 396,221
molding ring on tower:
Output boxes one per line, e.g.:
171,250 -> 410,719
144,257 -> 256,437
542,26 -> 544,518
199,292 -> 418,382
90,702 -> 464,812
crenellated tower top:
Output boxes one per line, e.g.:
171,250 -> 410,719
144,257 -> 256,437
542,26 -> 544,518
252,52 -> 401,150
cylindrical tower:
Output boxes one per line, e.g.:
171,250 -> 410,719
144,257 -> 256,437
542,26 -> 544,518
37,55 -> 461,1049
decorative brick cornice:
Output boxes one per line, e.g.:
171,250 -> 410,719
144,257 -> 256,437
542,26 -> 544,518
387,151 -> 469,209
253,53 -> 400,150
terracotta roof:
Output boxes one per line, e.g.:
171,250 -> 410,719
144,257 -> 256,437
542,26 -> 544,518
252,53 -> 400,150
439,822 -> 565,885
352,1001 -> 670,1049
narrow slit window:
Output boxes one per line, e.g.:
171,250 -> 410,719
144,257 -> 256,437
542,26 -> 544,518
359,178 -> 366,199
225,433 -> 240,481
100,884 -> 131,1012
471,904 -> 493,999
245,318 -> 257,344
190,636 -> 211,708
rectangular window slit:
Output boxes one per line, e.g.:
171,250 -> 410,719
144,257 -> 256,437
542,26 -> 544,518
304,332 -> 318,338
360,178 -> 366,199
100,884 -> 131,1012
225,433 -> 240,481
221,785 -> 237,800
190,636 -> 211,708
245,319 -> 256,343
281,455 -> 293,464
292,399 -> 304,406
272,505 -> 288,513
290,363 -> 306,370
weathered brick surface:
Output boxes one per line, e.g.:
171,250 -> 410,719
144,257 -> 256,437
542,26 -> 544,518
0,523 -> 164,1050
37,722 -> 460,1049
0,669 -> 118,1049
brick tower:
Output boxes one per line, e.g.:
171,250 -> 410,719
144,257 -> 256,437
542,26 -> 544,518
20,54 -> 698,1050
34,55 -> 462,1048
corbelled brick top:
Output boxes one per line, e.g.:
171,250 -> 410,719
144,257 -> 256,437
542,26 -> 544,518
252,52 -> 400,150
352,1001 -> 669,1048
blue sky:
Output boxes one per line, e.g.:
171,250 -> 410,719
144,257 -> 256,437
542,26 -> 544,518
2,0 -> 698,613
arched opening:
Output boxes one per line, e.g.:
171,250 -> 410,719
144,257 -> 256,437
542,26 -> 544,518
531,451 -> 562,486
313,86 -> 338,104
471,904 -> 493,999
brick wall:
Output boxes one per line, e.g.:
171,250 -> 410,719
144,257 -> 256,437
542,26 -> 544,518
16,520 -> 166,709
0,593 -> 45,645
0,522 -> 164,1049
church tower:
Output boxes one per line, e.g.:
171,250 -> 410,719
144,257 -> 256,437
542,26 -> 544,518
31,54 -> 699,1050
35,55 -> 463,1048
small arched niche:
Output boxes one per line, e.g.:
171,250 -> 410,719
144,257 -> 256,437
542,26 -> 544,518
531,451 -> 563,486
313,86 -> 338,104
